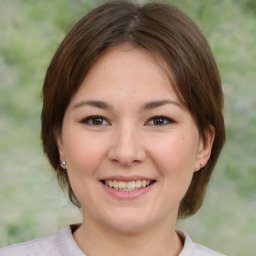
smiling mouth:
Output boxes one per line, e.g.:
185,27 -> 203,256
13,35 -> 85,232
101,180 -> 156,191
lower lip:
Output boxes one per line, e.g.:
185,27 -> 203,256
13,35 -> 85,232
101,182 -> 155,200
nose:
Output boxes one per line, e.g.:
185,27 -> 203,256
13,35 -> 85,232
107,124 -> 146,167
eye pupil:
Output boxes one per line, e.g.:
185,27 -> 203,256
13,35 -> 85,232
92,117 -> 103,125
154,118 -> 164,125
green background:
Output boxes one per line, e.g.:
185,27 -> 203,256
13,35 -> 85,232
0,0 -> 255,255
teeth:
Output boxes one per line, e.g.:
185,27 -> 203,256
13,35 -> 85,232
135,180 -> 141,188
104,180 -> 153,191
119,181 -> 126,189
127,181 -> 136,189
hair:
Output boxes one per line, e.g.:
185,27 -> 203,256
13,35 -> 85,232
41,0 -> 225,218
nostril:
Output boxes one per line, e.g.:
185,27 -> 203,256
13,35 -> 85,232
107,132 -> 146,166
108,149 -> 146,167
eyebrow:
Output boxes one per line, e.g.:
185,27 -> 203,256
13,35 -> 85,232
72,99 -> 183,111
140,99 -> 184,111
73,100 -> 113,110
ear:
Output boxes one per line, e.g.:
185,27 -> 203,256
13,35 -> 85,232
194,125 -> 215,172
55,129 -> 66,164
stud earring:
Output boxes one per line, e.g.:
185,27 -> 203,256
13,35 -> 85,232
199,163 -> 204,170
59,161 -> 66,166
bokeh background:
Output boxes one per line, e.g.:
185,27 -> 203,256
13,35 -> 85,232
0,0 -> 255,255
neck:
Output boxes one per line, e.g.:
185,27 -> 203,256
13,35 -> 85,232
73,213 -> 183,256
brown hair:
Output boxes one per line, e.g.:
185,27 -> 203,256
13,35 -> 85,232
41,0 -> 225,218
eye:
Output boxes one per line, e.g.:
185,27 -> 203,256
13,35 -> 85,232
81,116 -> 109,126
147,116 -> 174,126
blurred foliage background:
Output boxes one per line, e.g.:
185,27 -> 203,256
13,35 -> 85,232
0,0 -> 255,255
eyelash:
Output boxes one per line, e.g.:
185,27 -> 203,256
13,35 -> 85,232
81,115 -> 174,126
81,116 -> 110,126
147,116 -> 174,126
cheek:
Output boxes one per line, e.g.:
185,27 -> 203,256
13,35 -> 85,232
63,132 -> 107,176
149,134 -> 198,185
62,132 -> 108,205
151,134 -> 196,167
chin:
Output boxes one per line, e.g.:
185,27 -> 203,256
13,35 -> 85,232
109,221 -> 150,233
103,210 -> 154,233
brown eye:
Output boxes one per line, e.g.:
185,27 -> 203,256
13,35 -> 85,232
91,117 -> 104,125
82,116 -> 109,126
147,116 -> 174,126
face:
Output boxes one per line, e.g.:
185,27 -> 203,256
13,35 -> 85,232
57,44 -> 214,232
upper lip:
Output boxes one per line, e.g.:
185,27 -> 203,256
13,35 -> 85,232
100,176 -> 155,182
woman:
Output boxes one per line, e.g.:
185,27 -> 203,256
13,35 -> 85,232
0,1 -> 226,255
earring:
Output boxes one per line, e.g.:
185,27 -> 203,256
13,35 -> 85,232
199,163 -> 204,171
59,161 -> 66,166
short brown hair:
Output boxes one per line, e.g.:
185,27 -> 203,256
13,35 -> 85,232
41,1 -> 225,218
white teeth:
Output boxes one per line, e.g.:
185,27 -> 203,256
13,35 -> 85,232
113,180 -> 118,187
119,181 -> 126,189
127,181 -> 136,189
135,180 -> 141,188
104,180 -> 153,191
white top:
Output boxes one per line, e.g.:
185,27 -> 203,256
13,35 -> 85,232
0,224 -> 226,256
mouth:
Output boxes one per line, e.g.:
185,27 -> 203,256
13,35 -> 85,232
101,179 -> 156,191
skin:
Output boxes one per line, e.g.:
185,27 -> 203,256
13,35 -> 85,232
57,44 -> 215,256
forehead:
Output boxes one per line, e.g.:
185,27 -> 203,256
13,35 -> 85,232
71,44 -> 180,105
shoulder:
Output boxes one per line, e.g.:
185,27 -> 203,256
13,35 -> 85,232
0,225 -> 82,256
0,235 -> 58,256
191,242 -> 226,256
177,230 -> 226,256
